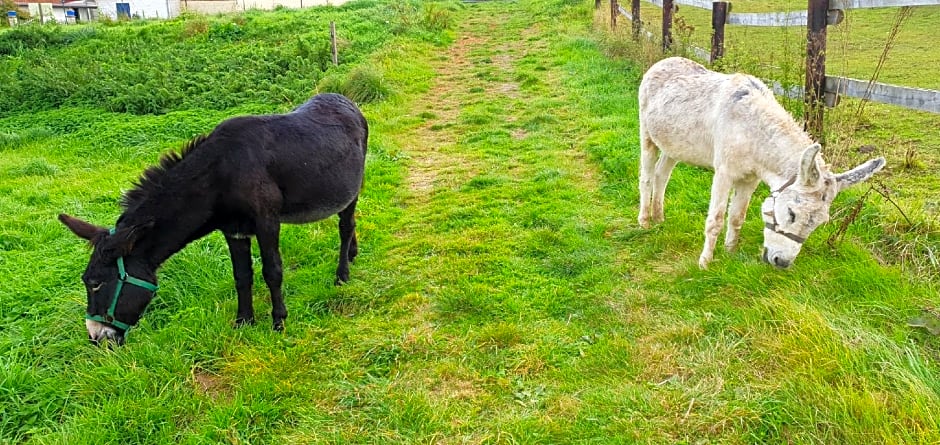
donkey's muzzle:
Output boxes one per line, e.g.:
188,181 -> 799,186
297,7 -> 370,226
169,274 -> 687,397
762,248 -> 791,269
86,319 -> 126,347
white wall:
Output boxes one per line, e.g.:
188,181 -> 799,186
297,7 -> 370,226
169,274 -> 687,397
183,0 -> 348,15
97,0 -> 181,19
181,0 -> 237,14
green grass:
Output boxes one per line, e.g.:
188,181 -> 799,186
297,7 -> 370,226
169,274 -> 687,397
1,0 -> 939,443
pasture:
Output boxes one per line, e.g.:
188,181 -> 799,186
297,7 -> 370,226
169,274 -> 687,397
1,0 -> 938,443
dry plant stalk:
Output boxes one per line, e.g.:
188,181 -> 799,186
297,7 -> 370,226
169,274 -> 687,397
854,6 -> 914,119
827,186 -> 871,248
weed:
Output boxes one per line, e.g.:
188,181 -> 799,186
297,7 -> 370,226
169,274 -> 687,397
181,16 -> 209,38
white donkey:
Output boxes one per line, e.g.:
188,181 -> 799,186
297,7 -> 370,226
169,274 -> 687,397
638,57 -> 886,268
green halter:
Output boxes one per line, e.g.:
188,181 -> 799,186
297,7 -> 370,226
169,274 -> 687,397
84,229 -> 158,332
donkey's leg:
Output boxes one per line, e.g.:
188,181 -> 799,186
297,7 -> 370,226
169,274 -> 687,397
224,233 -> 255,326
724,178 -> 760,252
651,155 -> 679,224
335,197 -> 359,285
638,134 -> 659,228
345,199 -> 359,264
700,172 -> 733,269
255,219 -> 287,331
349,231 -> 359,263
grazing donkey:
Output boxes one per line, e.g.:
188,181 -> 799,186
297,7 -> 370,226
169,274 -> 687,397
638,57 -> 885,269
59,93 -> 368,345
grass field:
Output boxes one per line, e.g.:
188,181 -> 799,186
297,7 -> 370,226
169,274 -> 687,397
1,0 -> 939,443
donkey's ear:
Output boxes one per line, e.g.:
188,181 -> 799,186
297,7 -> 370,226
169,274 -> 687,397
58,214 -> 108,243
836,157 -> 886,192
112,219 -> 155,254
798,143 -> 822,186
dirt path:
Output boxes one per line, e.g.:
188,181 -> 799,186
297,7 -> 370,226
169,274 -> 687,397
401,9 -> 600,203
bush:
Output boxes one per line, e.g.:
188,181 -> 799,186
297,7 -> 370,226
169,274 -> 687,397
0,26 -> 63,55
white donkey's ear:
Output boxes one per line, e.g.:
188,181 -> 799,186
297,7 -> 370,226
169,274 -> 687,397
798,143 -> 822,186
836,157 -> 886,191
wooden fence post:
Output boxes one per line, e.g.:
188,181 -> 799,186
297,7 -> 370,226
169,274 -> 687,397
330,21 -> 338,66
631,0 -> 641,40
710,1 -> 729,63
662,0 -> 674,52
805,0 -> 829,141
611,0 -> 618,28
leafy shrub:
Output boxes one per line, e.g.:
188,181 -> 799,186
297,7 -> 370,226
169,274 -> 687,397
181,16 -> 209,38
107,83 -> 182,115
208,21 -> 244,41
0,26 -> 64,55
295,35 -> 336,71
0,24 -> 98,55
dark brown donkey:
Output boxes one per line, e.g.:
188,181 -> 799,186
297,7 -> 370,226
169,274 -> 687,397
59,93 -> 368,345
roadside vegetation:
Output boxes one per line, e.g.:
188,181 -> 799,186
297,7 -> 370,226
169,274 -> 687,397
1,0 -> 937,443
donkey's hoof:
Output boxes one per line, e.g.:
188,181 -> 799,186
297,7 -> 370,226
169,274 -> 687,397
273,320 -> 285,332
235,317 -> 255,328
334,275 -> 349,286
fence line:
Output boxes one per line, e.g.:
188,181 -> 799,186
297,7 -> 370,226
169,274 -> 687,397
827,77 -> 940,113
727,11 -> 808,26
605,0 -> 940,139
832,0 -> 940,8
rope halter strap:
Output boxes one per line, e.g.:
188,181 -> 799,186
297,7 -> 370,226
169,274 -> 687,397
84,229 -> 158,332
762,177 -> 807,245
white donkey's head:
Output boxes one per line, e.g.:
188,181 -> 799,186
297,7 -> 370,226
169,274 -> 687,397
760,144 -> 885,268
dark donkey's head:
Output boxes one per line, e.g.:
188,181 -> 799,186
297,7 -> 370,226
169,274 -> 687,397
59,214 -> 157,346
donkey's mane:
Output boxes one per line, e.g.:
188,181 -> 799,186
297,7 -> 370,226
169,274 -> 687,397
121,134 -> 209,209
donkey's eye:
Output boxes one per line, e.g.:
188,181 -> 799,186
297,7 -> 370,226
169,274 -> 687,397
788,209 -> 796,223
